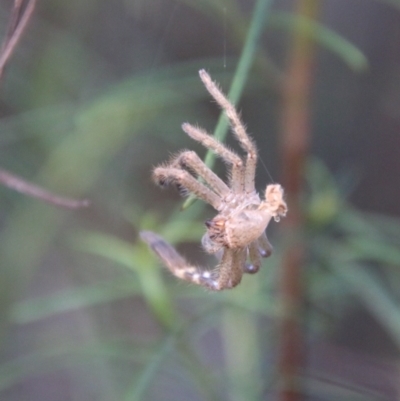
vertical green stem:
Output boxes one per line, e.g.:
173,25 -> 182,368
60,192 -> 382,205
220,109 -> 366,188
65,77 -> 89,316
206,1 -> 274,400
182,0 -> 273,210
222,281 -> 262,401
181,1 -> 276,400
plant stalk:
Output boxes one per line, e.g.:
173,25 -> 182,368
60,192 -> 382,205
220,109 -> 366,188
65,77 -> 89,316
278,1 -> 320,401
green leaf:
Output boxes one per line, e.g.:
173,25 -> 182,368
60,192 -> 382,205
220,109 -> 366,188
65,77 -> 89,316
268,12 -> 368,71
74,231 -> 177,328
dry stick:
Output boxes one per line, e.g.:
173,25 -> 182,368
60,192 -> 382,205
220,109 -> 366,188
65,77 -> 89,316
0,169 -> 90,209
0,0 -> 89,209
4,0 -> 24,41
279,1 -> 320,401
0,0 -> 37,79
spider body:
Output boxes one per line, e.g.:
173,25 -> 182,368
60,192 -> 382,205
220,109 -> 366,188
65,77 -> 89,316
141,69 -> 287,290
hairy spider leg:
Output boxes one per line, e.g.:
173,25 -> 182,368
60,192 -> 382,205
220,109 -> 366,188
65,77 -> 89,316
216,247 -> 247,289
258,231 -> 273,257
140,231 -> 249,291
199,69 -> 258,195
153,166 -> 221,210
181,123 -> 244,193
140,231 -> 222,290
245,241 -> 262,274
170,150 -> 231,199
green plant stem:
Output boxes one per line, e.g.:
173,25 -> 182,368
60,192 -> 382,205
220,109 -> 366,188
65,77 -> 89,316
182,0 -> 273,210
194,0 -> 273,397
222,282 -> 262,401
124,333 -> 176,401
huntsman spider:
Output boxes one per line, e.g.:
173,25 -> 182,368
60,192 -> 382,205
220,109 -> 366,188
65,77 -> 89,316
141,69 -> 287,290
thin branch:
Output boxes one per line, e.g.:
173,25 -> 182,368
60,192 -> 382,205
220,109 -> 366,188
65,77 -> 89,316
0,0 -> 37,79
4,0 -> 25,39
0,0 -> 90,210
0,169 -> 90,209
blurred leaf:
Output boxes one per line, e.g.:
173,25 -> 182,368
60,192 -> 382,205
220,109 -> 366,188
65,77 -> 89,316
10,278 -> 140,324
333,262 -> 400,349
268,12 -> 369,71
337,208 -> 384,239
365,212 -> 400,239
74,231 -> 176,328
123,333 -> 176,401
347,236 -> 400,265
0,342 -> 152,393
305,159 -> 342,226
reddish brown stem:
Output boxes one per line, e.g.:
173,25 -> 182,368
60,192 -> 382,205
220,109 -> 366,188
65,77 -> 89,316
279,1 -> 320,401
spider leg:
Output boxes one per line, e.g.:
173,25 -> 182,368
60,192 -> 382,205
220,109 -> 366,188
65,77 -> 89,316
171,150 -> 231,198
199,69 -> 257,194
153,166 -> 221,210
201,232 -> 223,254
216,247 -> 247,289
182,123 -> 244,193
258,232 -> 273,257
244,241 -> 262,274
140,231 -> 221,290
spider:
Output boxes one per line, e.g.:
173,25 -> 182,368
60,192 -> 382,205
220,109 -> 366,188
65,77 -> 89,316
141,69 -> 287,291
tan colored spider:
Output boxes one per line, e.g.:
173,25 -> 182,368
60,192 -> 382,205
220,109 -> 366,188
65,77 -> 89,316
141,69 -> 287,290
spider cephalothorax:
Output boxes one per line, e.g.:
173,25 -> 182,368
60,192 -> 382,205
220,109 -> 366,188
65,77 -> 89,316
141,69 -> 287,290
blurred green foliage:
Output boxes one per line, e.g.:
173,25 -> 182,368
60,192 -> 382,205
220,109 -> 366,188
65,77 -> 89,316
0,0 -> 399,401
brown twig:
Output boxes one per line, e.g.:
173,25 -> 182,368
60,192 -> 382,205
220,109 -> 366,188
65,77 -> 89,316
278,1 -> 320,401
0,169 -> 90,209
0,0 -> 37,79
0,0 -> 90,209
